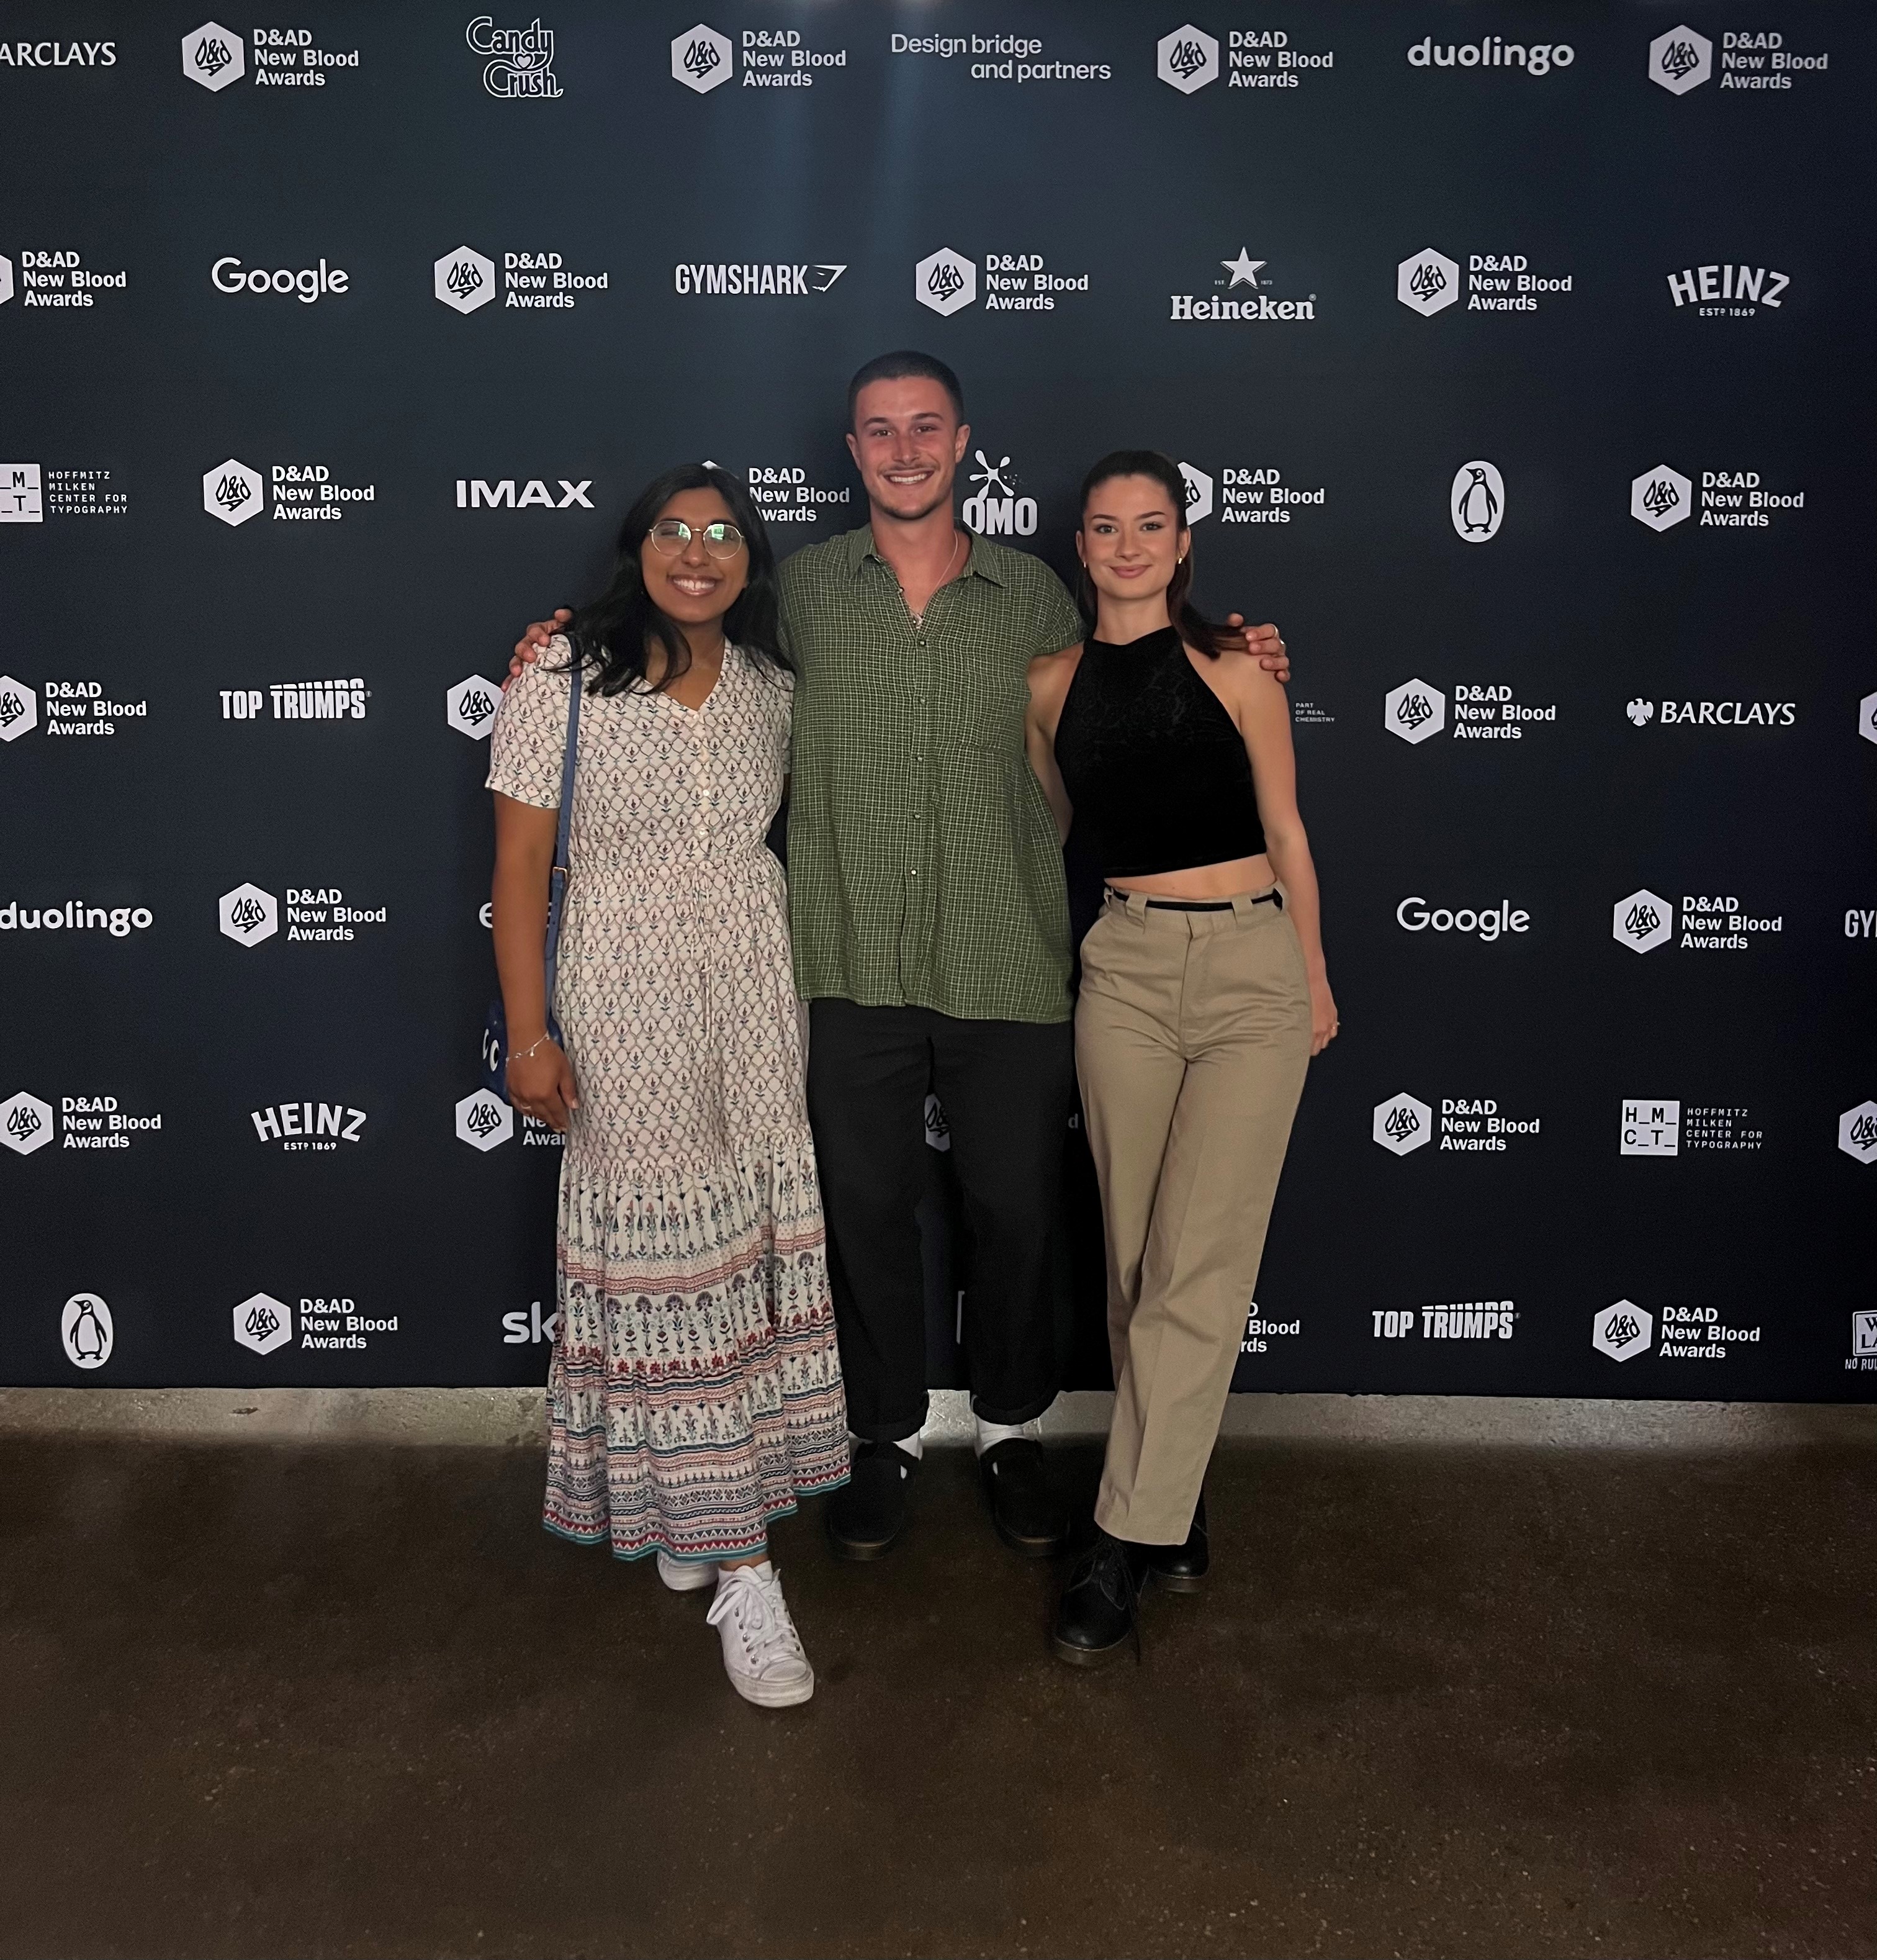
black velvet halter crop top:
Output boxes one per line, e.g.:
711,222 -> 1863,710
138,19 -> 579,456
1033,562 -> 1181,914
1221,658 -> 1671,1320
1051,626 -> 1264,878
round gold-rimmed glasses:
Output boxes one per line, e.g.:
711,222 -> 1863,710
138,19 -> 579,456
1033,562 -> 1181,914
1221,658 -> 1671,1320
647,518 -> 745,559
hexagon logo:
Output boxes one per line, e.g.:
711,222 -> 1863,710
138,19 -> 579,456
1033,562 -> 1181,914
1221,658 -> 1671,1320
1612,888 -> 1673,954
204,459 -> 264,527
1839,1101 -> 1877,1165
1177,461 -> 1213,525
672,23 -> 733,92
1385,679 -> 1446,745
218,882 -> 279,947
1631,464 -> 1691,532
233,1291 -> 293,1356
0,256 -> 14,307
182,21 -> 246,91
915,248 -> 976,317
1858,691 -> 1877,747
456,1088 -> 513,1152
446,674 -> 502,739
434,245 -> 496,315
1397,248 -> 1459,317
0,675 -> 39,742
1451,461 -> 1504,542
1372,1093 -> 1433,1157
1593,1300 -> 1653,1362
0,1090 -> 55,1157
1157,24 -> 1219,93
923,1092 -> 950,1153
1649,25 -> 1711,94
61,1293 -> 114,1370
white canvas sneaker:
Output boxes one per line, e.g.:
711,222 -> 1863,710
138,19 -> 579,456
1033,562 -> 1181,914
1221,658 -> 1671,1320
656,1550 -> 714,1593
704,1565 -> 816,1707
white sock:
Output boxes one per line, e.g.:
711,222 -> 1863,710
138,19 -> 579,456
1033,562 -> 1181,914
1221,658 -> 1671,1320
717,1558 -> 773,1586
974,1415 -> 1040,1458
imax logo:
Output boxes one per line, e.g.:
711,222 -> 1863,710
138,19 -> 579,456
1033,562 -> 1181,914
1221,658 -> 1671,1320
454,478 -> 593,509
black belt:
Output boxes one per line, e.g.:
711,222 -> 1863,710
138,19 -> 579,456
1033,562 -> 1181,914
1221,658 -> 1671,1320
1106,888 -> 1282,913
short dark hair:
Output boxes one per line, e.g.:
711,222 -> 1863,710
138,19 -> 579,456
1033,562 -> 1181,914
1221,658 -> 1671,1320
847,350 -> 965,428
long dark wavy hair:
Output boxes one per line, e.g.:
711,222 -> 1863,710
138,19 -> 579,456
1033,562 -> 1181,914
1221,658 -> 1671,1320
1076,449 -> 1235,657
560,464 -> 791,695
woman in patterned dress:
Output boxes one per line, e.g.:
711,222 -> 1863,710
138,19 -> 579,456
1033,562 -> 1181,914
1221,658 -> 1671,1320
487,464 -> 847,1708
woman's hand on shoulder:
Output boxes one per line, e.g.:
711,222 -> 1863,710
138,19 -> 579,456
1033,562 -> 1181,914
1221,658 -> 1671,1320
508,608 -> 574,687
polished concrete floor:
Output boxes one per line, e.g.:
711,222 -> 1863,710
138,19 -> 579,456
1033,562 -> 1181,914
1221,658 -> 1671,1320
0,1434 -> 1872,1960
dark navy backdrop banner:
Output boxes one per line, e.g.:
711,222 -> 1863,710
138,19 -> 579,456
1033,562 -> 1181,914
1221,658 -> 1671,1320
2,3 -> 1873,1399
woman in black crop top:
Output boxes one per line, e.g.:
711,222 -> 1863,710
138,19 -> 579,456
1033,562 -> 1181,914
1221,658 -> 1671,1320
1024,450 -> 1337,1667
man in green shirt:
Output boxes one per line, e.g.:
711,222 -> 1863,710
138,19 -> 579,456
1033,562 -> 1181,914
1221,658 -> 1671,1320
511,350 -> 1289,1566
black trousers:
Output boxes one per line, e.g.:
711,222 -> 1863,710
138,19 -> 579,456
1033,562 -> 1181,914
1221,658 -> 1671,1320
806,999 -> 1076,1443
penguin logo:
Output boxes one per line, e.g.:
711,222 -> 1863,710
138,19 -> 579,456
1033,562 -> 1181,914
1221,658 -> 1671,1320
60,1293 -> 114,1370
1449,460 -> 1505,543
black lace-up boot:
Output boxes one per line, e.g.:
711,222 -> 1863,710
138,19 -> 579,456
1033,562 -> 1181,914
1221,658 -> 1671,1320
1050,1532 -> 1151,1666
1143,1488 -> 1209,1592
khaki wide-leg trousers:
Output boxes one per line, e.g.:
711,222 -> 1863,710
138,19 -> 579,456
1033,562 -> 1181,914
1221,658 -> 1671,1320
1076,888 -> 1313,1546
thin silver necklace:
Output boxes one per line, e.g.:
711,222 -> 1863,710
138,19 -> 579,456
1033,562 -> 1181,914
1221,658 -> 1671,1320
903,529 -> 965,628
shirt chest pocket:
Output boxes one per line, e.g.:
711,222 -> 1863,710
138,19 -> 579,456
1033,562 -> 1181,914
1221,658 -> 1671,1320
930,639 -> 1029,759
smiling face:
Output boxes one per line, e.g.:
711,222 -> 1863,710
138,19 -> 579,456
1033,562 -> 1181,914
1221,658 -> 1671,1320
639,485 -> 749,630
845,376 -> 970,524
1077,472 -> 1189,605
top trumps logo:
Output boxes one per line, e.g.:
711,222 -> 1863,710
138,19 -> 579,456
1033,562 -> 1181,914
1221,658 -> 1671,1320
672,24 -> 732,92
466,16 -> 560,97
182,22 -> 245,89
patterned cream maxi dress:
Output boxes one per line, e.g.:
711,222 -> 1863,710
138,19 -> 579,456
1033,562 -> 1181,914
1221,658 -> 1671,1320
487,639 -> 847,1563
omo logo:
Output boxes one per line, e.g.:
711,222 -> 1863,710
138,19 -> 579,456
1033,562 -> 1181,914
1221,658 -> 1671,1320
672,23 -> 732,92
914,247 -> 975,317
61,1293 -> 114,1370
218,882 -> 279,946
0,676 -> 38,741
1372,1092 -> 1433,1157
1612,887 -> 1673,954
1649,25 -> 1711,94
1157,24 -> 1219,93
1384,678 -> 1446,744
1839,1101 -> 1877,1165
434,246 -> 497,314
960,451 -> 1037,538
456,1088 -> 513,1152
1450,461 -> 1503,541
446,675 -> 501,739
0,1090 -> 55,1157
1593,1300 -> 1653,1362
203,459 -> 264,527
181,21 -> 245,91
233,1291 -> 293,1356
1397,248 -> 1460,317
1632,464 -> 1692,531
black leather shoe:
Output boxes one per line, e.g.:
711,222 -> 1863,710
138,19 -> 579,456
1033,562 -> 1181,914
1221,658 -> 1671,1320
1051,1533 -> 1150,1666
1144,1489 -> 1209,1593
979,1438 -> 1069,1558
826,1442 -> 917,1561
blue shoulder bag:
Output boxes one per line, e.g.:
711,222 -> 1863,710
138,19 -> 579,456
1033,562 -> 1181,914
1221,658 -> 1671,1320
482,667 -> 582,1101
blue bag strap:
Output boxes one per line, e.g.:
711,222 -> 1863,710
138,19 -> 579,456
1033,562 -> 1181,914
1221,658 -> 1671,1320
541,664 -> 582,1011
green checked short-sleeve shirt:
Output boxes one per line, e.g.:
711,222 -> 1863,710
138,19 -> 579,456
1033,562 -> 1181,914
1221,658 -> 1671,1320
779,523 -> 1084,1024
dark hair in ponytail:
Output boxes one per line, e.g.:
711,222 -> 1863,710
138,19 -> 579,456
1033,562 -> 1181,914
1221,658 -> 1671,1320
1076,449 -> 1235,657
560,463 -> 790,697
